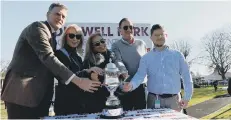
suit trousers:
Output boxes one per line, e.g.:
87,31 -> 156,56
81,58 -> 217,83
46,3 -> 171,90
5,87 -> 53,119
119,84 -> 146,111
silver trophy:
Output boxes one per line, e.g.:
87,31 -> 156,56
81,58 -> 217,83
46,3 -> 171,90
100,58 -> 124,119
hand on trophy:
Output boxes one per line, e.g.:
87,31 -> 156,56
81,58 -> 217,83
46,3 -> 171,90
91,72 -> 99,81
119,73 -> 129,80
87,67 -> 104,75
123,82 -> 132,92
119,70 -> 129,81
72,76 -> 101,93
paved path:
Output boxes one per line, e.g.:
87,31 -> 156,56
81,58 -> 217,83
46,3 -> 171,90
186,94 -> 231,118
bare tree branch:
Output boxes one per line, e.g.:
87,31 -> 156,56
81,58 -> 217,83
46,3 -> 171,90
1,60 -> 10,78
170,40 -> 191,59
202,27 -> 231,80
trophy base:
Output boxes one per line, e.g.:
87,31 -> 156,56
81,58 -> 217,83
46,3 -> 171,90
100,105 -> 124,119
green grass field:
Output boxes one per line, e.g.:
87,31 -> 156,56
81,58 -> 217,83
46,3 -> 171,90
1,101 -> 7,119
201,104 -> 231,119
187,86 -> 227,107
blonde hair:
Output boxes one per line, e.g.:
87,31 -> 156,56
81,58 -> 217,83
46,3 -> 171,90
60,24 -> 84,55
84,32 -> 103,64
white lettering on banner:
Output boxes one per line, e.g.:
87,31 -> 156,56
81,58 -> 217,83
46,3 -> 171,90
55,23 -> 153,54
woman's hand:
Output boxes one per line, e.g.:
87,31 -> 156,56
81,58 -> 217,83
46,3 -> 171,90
87,67 -> 104,75
91,72 -> 99,81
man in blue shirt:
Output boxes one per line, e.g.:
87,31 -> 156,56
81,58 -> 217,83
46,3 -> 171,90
123,24 -> 193,112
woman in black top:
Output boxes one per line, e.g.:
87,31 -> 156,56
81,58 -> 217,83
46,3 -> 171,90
54,25 -> 102,115
83,33 -> 115,113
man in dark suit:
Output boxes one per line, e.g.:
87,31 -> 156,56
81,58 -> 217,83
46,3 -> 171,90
1,3 -> 101,119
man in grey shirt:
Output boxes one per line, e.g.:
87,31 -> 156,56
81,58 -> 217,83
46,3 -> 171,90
111,18 -> 147,110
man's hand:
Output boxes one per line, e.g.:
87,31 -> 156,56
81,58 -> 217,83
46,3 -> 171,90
91,72 -> 99,81
123,82 -> 132,92
121,73 -> 129,79
71,76 -> 101,93
87,67 -> 104,75
179,100 -> 189,109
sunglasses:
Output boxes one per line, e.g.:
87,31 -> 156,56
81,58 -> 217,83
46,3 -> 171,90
123,25 -> 134,31
92,39 -> 106,46
68,33 -> 82,40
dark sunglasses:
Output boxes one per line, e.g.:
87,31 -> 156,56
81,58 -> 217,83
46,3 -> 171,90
68,33 -> 82,39
123,25 -> 134,31
92,39 -> 106,46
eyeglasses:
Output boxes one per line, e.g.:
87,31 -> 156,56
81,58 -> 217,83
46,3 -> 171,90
92,39 -> 106,46
154,34 -> 166,38
68,33 -> 82,40
123,25 -> 134,31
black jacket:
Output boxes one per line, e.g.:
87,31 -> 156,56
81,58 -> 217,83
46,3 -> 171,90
82,50 -> 112,113
54,44 -> 89,115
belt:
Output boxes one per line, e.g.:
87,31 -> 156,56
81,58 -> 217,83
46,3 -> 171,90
149,92 -> 177,98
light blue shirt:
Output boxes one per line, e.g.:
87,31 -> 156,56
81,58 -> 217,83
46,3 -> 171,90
130,47 -> 193,100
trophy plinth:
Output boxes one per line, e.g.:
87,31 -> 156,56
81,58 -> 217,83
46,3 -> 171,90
100,59 -> 124,119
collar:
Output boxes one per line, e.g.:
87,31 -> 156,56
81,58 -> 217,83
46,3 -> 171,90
46,21 -> 56,33
153,45 -> 169,52
121,38 -> 135,45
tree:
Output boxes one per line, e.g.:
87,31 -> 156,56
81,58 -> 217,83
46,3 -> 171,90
171,39 -> 191,59
1,60 -> 10,79
170,39 -> 200,67
202,28 -> 231,80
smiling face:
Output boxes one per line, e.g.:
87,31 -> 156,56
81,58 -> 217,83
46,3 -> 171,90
119,20 -> 134,41
92,35 -> 107,53
150,28 -> 166,47
47,6 -> 67,31
65,27 -> 82,48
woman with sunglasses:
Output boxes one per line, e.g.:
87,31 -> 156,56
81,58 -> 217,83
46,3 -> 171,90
83,33 -> 117,113
54,25 -> 103,115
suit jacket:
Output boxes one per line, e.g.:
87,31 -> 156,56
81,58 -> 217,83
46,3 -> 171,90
1,21 -> 74,107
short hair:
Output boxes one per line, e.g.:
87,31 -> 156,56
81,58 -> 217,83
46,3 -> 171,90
150,24 -> 163,36
48,3 -> 68,12
119,18 -> 129,28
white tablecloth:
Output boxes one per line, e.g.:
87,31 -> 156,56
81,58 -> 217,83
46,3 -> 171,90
43,108 -> 197,119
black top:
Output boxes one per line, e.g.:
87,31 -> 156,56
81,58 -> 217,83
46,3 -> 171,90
82,50 -> 112,113
54,43 -> 89,115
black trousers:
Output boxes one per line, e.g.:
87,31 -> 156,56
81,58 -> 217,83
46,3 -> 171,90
119,84 -> 146,111
5,88 -> 53,119
5,101 -> 51,119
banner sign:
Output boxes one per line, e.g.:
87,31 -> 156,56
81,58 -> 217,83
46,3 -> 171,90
56,23 -> 153,52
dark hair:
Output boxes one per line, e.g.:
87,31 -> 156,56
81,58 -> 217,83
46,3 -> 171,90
48,3 -> 68,12
150,24 -> 163,36
119,18 -> 129,28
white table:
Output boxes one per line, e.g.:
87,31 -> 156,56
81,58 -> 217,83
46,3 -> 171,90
43,108 -> 197,119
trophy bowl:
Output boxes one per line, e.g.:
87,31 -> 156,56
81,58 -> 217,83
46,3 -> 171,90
100,60 -> 124,119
